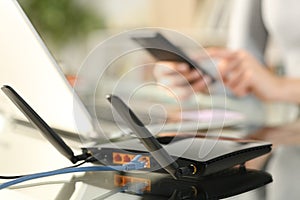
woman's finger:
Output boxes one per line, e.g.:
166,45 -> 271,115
155,62 -> 189,75
218,53 -> 242,80
230,72 -> 252,97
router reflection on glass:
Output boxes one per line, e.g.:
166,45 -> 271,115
1,85 -> 271,179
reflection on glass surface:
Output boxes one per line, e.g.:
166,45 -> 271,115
54,168 -> 272,199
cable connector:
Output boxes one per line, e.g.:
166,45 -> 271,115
122,155 -> 146,171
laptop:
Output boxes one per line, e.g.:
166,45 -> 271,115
0,0 -> 249,142
0,0 -> 96,138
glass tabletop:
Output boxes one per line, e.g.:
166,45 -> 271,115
54,167 -> 272,200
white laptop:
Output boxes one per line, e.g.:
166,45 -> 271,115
0,0 -> 96,138
0,0 -> 246,141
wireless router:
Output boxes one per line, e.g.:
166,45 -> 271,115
1,86 -> 272,199
1,85 -> 272,179
101,95 -> 272,178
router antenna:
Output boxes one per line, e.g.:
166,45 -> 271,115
1,85 -> 85,164
107,94 -> 183,179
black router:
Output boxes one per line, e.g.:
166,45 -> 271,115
92,95 -> 272,178
1,85 -> 272,179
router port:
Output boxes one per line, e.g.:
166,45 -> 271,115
123,155 -> 131,162
113,153 -> 122,162
112,152 -> 151,168
140,157 -> 150,168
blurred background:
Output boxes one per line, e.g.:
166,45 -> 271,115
18,0 -> 231,76
17,0 -> 297,126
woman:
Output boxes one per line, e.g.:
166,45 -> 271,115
154,1 -> 300,199
154,0 -> 300,103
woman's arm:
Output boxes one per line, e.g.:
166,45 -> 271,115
272,78 -> 300,103
210,48 -> 300,104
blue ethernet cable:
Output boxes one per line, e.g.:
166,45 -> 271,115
0,155 -> 145,190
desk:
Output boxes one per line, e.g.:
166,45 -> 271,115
0,120 -> 75,199
0,118 -> 299,199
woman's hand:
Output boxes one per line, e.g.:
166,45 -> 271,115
209,49 -> 281,101
153,61 -> 212,99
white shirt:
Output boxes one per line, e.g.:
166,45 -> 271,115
228,0 -> 300,77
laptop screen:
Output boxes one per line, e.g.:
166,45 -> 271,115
0,0 -> 95,137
